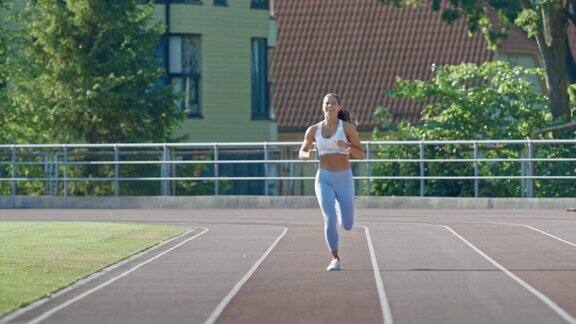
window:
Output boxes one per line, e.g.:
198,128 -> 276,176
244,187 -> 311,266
170,0 -> 203,4
214,0 -> 227,6
169,34 -> 202,117
497,52 -> 536,69
250,0 -> 268,9
155,35 -> 169,85
251,38 -> 269,119
506,54 -> 520,67
496,52 -> 543,93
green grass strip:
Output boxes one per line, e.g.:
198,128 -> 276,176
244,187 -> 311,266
0,221 -> 185,317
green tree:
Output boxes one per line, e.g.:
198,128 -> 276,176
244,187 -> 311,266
4,0 -> 184,196
371,61 -> 576,197
11,0 -> 182,144
0,0 -> 35,144
379,0 -> 573,125
0,0 -> 11,141
0,1 -> 8,194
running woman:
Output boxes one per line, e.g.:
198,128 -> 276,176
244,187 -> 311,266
298,93 -> 365,271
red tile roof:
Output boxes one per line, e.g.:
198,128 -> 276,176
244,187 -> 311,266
271,0 -> 539,130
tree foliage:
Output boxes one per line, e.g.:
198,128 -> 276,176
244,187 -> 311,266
371,61 -> 576,197
379,0 -> 572,123
0,0 -> 205,196
0,0 -> 12,143
9,0 -> 183,144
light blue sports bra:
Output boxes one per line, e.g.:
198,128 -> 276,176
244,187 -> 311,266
315,120 -> 350,156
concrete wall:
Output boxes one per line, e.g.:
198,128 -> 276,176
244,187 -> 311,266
1,196 -> 575,210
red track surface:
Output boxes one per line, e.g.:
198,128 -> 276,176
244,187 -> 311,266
1,208 -> 576,324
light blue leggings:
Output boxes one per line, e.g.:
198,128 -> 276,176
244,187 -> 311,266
314,168 -> 355,252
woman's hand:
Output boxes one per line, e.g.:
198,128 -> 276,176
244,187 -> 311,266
336,140 -> 351,150
343,123 -> 365,159
299,126 -> 317,160
308,148 -> 317,160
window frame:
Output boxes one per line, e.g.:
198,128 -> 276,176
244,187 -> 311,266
250,37 -> 270,120
250,0 -> 268,9
169,0 -> 204,4
169,33 -> 203,118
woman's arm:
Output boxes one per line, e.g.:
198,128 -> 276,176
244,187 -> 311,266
344,123 -> 365,159
298,126 -> 317,160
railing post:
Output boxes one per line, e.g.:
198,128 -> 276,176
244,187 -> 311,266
172,150 -> 177,196
161,144 -> 169,196
11,145 -> 16,196
366,141 -> 371,196
419,141 -> 425,197
214,143 -> 219,196
289,157 -> 294,195
114,144 -> 119,197
49,153 -> 54,196
63,145 -> 68,197
46,152 -> 53,196
473,141 -> 479,198
264,142 -> 269,196
43,152 -> 49,196
54,153 -> 59,196
527,140 -> 534,198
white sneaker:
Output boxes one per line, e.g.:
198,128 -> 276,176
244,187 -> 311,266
326,258 -> 341,271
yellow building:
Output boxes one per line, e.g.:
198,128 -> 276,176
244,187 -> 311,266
153,0 -> 277,142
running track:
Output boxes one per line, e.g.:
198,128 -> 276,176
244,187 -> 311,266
1,208 -> 576,324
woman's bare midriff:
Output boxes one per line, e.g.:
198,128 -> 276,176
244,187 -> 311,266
319,153 -> 350,171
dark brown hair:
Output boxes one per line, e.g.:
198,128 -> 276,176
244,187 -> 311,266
337,109 -> 351,123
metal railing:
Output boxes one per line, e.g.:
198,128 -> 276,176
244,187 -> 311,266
0,139 -> 574,198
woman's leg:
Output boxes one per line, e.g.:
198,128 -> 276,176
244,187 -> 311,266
334,170 -> 355,231
315,170 -> 339,253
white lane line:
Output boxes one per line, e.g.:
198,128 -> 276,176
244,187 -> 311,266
378,219 -> 576,250
204,227 -> 288,324
477,221 -> 576,249
358,225 -> 394,324
521,225 -> 576,249
26,227 -> 210,324
1,227 -> 201,324
444,225 -> 576,324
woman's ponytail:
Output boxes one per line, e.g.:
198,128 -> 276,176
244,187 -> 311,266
337,109 -> 351,123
